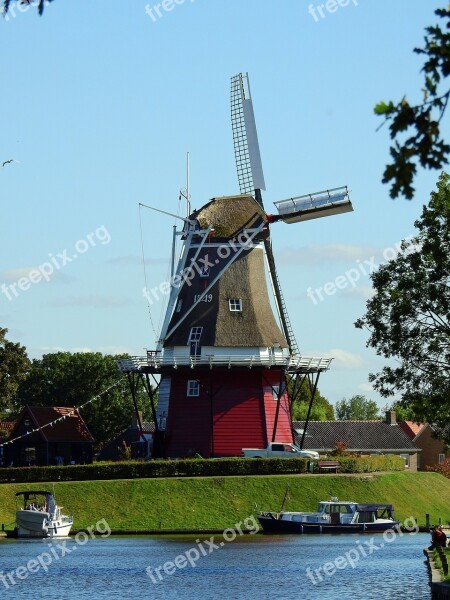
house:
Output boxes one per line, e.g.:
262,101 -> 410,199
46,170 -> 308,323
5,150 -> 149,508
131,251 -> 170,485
97,412 -> 154,461
399,421 -> 450,471
0,421 -> 16,467
294,411 -> 421,472
3,406 -> 94,467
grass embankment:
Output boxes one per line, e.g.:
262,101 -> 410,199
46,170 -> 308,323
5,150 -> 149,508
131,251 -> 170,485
433,548 -> 450,583
0,472 -> 449,531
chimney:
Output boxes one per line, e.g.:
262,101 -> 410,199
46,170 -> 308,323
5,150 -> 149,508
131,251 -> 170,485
385,410 -> 396,425
131,411 -> 143,429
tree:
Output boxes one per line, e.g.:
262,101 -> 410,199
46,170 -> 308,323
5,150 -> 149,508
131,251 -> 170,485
14,351 -> 153,448
387,401 -> 418,423
335,395 -> 380,420
375,6 -> 450,199
290,377 -> 334,421
0,327 -> 30,416
355,172 -> 450,439
1,0 -> 52,17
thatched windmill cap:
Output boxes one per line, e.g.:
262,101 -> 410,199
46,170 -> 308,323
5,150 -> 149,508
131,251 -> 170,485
191,195 -> 268,239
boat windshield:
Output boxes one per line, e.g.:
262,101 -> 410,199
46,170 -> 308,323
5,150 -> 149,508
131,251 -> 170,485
317,503 -> 355,514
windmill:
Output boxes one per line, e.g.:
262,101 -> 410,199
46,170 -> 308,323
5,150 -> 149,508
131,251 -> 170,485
119,73 -> 353,458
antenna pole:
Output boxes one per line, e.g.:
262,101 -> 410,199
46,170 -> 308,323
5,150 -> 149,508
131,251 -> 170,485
186,152 -> 190,217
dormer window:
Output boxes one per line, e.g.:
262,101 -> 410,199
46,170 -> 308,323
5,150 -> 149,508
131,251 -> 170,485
229,298 -> 242,312
188,327 -> 203,343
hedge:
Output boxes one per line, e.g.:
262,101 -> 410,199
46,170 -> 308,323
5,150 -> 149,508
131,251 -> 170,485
0,455 -> 405,484
325,455 -> 405,473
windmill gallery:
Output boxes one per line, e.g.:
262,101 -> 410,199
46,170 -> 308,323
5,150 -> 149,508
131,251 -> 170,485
119,73 -> 353,459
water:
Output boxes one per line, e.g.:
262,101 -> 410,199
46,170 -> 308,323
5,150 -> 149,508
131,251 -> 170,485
0,532 -> 431,599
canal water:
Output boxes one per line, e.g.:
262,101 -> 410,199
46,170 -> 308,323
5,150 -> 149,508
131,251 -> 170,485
0,531 -> 431,599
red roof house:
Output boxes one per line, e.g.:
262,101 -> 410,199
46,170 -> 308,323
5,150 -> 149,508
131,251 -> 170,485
399,420 -> 449,471
3,406 -> 94,467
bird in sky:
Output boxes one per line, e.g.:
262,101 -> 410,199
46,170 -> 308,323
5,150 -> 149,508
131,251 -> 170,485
2,159 -> 20,168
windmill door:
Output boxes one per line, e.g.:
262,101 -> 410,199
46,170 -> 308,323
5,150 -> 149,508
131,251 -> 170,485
190,341 -> 201,357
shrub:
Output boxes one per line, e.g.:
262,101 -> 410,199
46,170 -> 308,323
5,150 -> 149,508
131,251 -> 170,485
426,458 -> 450,479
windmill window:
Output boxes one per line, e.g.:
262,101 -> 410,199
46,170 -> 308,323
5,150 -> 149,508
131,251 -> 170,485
176,300 -> 183,313
439,453 -> 445,464
229,298 -> 242,312
188,327 -> 203,343
200,266 -> 210,278
272,385 -> 280,401
187,380 -> 200,397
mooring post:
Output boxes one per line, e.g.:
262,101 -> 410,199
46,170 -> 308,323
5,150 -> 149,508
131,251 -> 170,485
439,517 -> 442,526
426,513 -> 430,528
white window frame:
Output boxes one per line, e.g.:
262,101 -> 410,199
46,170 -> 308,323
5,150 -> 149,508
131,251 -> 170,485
272,385 -> 280,401
188,327 -> 203,343
399,453 -> 410,468
199,266 -> 210,278
187,380 -> 200,397
229,298 -> 242,312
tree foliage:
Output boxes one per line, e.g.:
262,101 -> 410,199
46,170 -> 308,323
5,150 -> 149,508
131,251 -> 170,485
14,351 -> 153,448
289,377 -> 334,421
0,328 -> 30,416
335,394 -> 380,420
375,6 -> 450,199
355,172 -> 450,439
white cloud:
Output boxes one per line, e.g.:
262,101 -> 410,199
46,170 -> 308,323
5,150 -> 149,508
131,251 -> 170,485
0,268 -> 71,283
275,244 -> 381,266
319,348 -> 365,369
342,285 -> 375,300
107,255 -> 166,266
358,382 -> 375,393
50,295 -> 130,308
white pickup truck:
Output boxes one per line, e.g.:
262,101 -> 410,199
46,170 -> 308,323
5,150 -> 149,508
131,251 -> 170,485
242,442 -> 319,459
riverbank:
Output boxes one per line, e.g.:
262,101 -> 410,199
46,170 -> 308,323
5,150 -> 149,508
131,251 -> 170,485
1,471 -> 449,532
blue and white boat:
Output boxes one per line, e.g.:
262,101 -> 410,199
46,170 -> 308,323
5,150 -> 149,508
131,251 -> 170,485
258,498 -> 398,534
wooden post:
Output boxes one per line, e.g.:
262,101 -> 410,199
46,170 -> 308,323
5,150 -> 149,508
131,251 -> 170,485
426,513 -> 430,528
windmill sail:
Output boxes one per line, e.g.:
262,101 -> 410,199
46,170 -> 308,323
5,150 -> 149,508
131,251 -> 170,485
231,72 -> 299,354
231,73 -> 266,195
273,186 -> 353,224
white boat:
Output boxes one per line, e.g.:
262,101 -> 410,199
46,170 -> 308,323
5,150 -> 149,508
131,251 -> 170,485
7,490 -> 73,538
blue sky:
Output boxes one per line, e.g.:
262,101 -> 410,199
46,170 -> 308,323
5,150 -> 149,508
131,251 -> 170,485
1,0 -> 448,410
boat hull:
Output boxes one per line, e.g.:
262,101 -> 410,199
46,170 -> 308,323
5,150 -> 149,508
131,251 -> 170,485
14,510 -> 73,538
257,515 -> 399,534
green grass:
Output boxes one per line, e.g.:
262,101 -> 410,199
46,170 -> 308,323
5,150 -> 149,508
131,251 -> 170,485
433,548 -> 450,582
0,471 -> 449,531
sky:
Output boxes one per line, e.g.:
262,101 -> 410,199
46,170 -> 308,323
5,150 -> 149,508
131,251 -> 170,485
1,0 -> 448,411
